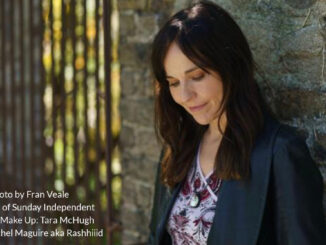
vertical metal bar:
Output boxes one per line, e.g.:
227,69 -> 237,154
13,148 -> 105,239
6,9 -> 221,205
70,1 -> 81,242
30,0 -> 35,191
49,0 -> 57,231
57,2 -> 67,240
19,0 -> 27,237
49,1 -> 56,236
83,2 -> 92,241
83,0 -> 90,200
10,0 -> 17,188
50,0 -> 56,189
1,0 -> 8,187
10,1 -> 17,244
19,0 -> 26,197
0,0 -> 3,189
95,0 -> 101,228
40,0 -> 45,192
39,0 -> 46,241
61,0 -> 67,187
0,2 -> 8,242
0,0 -> 2,181
29,1 -> 37,244
103,0 -> 113,244
2,0 -> 7,234
18,0 -> 28,242
0,1 -> 6,195
72,0 -> 79,194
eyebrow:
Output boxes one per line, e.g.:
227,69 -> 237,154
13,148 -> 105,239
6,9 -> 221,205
166,67 -> 199,79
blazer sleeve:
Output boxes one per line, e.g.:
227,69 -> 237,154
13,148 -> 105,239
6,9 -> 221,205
272,126 -> 326,245
148,149 -> 166,245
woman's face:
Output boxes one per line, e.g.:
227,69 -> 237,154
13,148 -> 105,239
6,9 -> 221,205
164,42 -> 224,126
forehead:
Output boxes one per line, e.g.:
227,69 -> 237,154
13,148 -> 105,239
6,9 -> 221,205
164,42 -> 197,77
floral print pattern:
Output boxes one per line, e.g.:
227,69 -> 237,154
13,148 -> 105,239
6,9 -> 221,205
167,146 -> 222,245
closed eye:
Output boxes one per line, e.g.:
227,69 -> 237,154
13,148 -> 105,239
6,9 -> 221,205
192,73 -> 205,81
169,81 -> 179,87
168,74 -> 204,87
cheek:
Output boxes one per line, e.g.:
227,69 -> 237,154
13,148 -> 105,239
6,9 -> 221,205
212,89 -> 223,102
203,83 -> 223,105
169,88 -> 180,104
208,80 -> 223,99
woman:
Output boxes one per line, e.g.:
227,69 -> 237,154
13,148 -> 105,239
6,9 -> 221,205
148,1 -> 326,244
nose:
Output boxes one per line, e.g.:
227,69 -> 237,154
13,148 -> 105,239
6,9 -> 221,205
179,82 -> 194,103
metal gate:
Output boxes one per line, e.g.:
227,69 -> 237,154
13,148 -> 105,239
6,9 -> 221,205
0,0 -> 118,244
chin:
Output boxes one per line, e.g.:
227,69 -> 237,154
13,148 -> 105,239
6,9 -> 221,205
192,116 -> 210,125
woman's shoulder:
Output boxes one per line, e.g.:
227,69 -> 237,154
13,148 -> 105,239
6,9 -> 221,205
265,122 -> 326,244
268,119 -> 325,199
272,122 -> 309,156
260,112 -> 309,155
269,121 -> 323,185
258,114 -> 320,179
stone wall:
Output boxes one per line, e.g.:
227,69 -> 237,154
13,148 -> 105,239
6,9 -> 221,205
118,0 -> 326,244
118,0 -> 175,243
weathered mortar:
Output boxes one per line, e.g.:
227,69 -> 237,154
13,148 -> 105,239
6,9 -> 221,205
119,0 -> 326,243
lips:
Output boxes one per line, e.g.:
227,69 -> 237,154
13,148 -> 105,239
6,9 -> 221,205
189,103 -> 207,112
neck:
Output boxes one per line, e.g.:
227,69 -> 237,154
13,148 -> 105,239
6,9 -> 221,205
206,112 -> 227,142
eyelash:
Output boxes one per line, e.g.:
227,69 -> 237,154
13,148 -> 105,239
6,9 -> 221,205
168,73 -> 205,87
169,82 -> 179,87
192,74 -> 205,81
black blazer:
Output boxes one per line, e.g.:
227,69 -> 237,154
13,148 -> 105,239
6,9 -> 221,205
148,116 -> 326,245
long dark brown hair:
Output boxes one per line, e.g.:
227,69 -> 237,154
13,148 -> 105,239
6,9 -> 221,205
151,0 -> 268,188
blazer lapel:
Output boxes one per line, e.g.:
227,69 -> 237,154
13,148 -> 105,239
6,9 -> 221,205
207,118 -> 281,245
156,181 -> 183,244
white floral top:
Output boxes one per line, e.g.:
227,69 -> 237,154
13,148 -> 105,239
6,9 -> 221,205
166,143 -> 222,245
